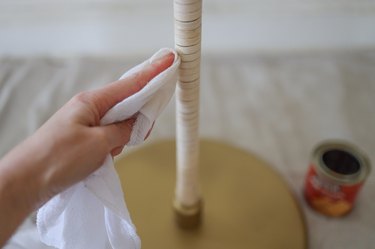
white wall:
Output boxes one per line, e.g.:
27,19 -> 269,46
0,0 -> 375,57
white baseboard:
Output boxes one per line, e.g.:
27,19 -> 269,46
0,1 -> 375,57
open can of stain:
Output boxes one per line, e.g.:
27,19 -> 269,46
304,140 -> 371,217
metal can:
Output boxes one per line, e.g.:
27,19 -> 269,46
304,140 -> 371,217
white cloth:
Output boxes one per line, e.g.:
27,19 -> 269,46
36,48 -> 180,249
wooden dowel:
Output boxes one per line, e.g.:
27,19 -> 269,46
174,0 -> 202,229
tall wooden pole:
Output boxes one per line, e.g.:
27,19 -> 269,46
173,0 -> 202,228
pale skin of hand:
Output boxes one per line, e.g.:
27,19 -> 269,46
0,52 -> 174,246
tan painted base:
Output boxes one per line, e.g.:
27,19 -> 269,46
115,140 -> 307,249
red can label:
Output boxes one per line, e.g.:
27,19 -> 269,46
304,165 -> 364,217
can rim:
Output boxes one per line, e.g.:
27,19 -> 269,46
312,140 -> 371,185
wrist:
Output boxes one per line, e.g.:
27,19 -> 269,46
0,135 -> 51,212
0,141 -> 43,245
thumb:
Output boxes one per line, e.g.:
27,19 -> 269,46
99,118 -> 136,151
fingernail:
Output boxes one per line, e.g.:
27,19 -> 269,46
153,52 -> 174,64
162,52 -> 174,60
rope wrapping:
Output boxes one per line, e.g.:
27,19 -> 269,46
174,0 -> 202,208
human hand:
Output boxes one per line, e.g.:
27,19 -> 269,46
41,52 -> 175,196
1,52 -> 174,205
0,52 -> 174,245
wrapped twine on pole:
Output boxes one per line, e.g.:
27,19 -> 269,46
173,0 -> 203,228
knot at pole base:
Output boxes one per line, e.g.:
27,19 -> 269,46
173,200 -> 203,229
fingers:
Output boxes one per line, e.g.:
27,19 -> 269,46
93,52 -> 175,117
100,118 -> 136,151
103,119 -> 155,156
111,146 -> 125,157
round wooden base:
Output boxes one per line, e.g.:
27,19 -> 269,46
115,140 -> 307,249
